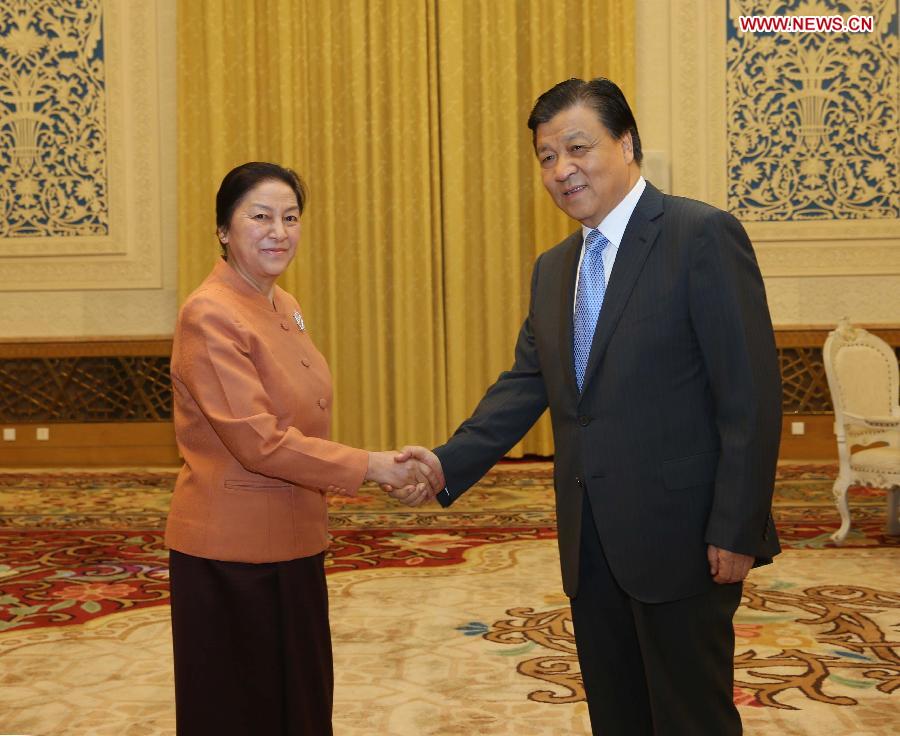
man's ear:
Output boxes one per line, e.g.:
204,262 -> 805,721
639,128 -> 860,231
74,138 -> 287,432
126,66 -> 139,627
620,132 -> 634,164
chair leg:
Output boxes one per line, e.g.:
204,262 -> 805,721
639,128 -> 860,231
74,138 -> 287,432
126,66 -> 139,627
887,486 -> 900,537
831,476 -> 852,544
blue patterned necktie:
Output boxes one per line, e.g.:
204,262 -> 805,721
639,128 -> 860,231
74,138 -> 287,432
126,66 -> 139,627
573,229 -> 610,392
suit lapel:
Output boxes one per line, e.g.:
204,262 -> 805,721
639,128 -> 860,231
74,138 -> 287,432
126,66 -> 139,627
557,231 -> 583,398
578,184 -> 664,400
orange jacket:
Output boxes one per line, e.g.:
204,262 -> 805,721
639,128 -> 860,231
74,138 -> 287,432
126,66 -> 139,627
165,260 -> 368,562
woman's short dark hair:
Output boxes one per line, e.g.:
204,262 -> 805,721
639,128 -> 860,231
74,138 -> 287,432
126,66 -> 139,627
215,162 -> 307,255
526,77 -> 643,165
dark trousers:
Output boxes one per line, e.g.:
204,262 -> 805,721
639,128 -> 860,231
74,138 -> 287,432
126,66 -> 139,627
169,550 -> 334,736
570,494 -> 743,736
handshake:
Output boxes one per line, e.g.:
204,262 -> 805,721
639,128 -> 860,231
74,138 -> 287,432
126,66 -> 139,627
364,446 -> 445,506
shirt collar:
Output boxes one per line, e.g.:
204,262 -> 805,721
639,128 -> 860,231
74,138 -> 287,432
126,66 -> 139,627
581,176 -> 646,247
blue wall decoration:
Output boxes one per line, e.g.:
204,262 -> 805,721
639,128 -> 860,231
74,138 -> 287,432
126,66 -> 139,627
0,0 -> 109,237
726,0 -> 898,221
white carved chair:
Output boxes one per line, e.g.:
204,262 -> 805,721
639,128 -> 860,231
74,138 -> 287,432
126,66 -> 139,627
823,319 -> 900,543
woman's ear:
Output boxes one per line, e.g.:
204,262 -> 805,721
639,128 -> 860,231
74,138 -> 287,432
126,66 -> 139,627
217,227 -> 228,245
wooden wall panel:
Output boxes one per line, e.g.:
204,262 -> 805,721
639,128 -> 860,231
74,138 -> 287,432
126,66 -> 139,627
1,330 -> 898,465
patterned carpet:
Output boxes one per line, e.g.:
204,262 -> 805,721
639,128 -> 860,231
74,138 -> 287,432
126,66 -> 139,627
0,462 -> 898,735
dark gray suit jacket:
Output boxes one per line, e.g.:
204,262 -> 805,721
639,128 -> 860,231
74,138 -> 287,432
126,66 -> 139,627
435,182 -> 782,603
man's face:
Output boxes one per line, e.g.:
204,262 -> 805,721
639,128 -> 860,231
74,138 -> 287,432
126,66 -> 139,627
534,104 -> 636,229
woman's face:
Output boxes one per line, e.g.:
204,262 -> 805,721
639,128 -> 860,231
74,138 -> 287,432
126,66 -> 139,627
218,179 -> 301,294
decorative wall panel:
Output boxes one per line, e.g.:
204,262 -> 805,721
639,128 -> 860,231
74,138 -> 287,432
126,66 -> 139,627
780,347 -> 833,412
662,0 -> 900,278
776,329 -> 900,413
718,0 -> 900,248
0,356 -> 172,422
0,0 -> 110,240
0,340 -> 172,422
779,345 -> 900,412
726,0 -> 898,224
0,0 -> 162,287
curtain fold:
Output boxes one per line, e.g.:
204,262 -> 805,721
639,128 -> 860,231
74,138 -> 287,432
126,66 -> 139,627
436,0 -> 634,455
178,0 -> 634,455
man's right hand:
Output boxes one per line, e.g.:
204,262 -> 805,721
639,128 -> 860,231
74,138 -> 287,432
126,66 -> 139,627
384,446 -> 445,506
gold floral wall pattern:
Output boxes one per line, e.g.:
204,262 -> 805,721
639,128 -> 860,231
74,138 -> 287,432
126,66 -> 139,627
0,0 -> 109,238
726,0 -> 898,222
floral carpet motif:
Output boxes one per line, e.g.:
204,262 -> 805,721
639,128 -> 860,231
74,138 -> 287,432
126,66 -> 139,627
1,462 -> 899,735
0,527 -> 567,633
0,531 -> 168,633
479,576 -> 900,710
0,462 -> 895,635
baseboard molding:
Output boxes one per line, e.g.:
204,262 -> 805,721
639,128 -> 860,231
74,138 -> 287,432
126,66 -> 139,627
0,422 -> 179,467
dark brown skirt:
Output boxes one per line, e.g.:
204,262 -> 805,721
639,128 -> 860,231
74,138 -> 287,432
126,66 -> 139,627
169,549 -> 333,736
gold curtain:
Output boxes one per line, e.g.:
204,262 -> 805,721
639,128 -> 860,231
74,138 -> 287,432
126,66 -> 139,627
178,0 -> 634,454
436,0 -> 634,454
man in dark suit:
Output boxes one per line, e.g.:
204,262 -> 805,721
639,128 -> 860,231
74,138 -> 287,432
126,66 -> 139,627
392,77 -> 782,735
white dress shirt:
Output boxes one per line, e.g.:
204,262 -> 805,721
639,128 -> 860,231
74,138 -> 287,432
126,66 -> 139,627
573,176 -> 647,313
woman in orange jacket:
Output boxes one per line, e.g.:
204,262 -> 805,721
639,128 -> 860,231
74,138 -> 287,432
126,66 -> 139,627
166,162 -> 439,735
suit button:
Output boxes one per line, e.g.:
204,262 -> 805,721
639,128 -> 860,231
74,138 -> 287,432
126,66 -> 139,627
301,359 -> 311,367
578,415 -> 591,426
280,322 -> 290,331
576,476 -> 584,488
317,398 -> 327,410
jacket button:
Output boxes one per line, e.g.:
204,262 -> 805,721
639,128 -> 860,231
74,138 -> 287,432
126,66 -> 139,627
318,398 -> 327,409
301,359 -> 311,367
280,322 -> 290,331
576,476 -> 584,488
578,415 -> 591,426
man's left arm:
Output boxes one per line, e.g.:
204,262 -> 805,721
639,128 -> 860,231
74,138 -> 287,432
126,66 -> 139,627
688,210 -> 782,573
